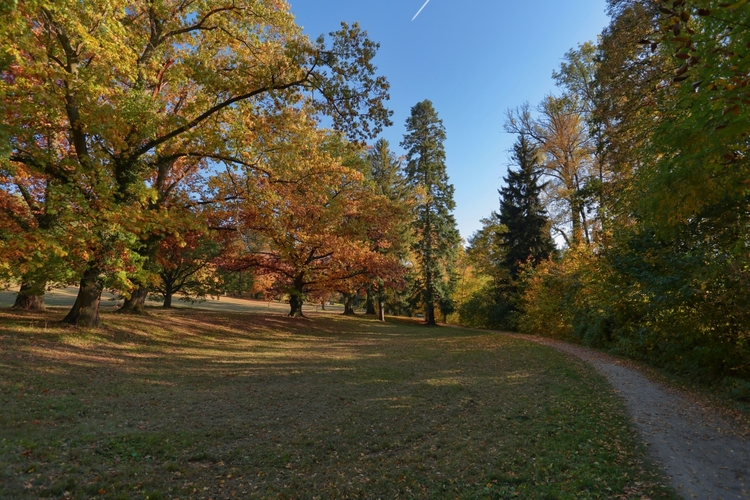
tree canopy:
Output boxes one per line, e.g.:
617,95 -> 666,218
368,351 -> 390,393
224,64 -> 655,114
1,0 -> 393,325
401,100 -> 461,326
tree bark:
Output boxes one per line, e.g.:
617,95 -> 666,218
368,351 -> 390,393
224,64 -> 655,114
365,288 -> 376,315
118,284 -> 148,314
12,280 -> 47,311
289,294 -> 304,317
342,293 -> 356,316
62,265 -> 103,327
377,296 -> 385,322
425,305 -> 436,326
288,277 -> 305,317
425,270 -> 437,326
163,282 -> 174,308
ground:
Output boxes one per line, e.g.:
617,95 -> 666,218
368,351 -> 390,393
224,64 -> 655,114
0,306 -> 678,499
515,335 -> 750,500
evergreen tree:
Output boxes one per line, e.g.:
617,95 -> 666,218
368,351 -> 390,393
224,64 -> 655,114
401,100 -> 461,325
498,133 -> 556,279
369,138 -> 408,201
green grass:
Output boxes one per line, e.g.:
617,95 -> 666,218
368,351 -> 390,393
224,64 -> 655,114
0,308 -> 678,499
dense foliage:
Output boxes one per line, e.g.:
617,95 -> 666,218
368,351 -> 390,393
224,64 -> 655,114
3,0 -> 745,390
466,0 -> 750,389
0,0 -> 411,322
401,100 -> 461,325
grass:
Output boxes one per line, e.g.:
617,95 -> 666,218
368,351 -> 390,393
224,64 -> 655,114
0,308 -> 678,499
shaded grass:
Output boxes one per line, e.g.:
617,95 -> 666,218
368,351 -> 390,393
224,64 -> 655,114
0,308 -> 678,499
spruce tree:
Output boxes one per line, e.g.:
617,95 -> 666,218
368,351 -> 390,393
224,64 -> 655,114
401,100 -> 461,325
498,133 -> 556,279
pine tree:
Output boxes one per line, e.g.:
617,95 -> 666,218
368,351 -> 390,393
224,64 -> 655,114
401,100 -> 461,325
498,133 -> 556,279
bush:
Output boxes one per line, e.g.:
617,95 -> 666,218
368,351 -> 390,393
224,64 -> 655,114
516,227 -> 750,386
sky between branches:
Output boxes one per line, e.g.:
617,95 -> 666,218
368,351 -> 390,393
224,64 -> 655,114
291,0 -> 609,242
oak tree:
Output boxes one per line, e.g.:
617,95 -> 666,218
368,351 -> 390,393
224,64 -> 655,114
2,0 -> 392,325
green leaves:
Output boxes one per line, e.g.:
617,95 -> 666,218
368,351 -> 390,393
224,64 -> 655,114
401,100 -> 460,324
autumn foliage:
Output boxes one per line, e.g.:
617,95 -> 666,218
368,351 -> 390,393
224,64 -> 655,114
212,113 -> 409,316
1,0 -> 395,324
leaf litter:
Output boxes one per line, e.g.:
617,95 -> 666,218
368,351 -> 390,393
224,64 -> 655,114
0,308 -> 680,499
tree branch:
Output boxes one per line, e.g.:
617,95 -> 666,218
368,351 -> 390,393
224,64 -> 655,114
132,76 -> 312,159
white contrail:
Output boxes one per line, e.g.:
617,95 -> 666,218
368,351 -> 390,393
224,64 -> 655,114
411,0 -> 431,21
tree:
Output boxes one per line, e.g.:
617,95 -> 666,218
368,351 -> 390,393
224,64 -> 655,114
460,135 -> 555,330
498,133 -> 556,279
2,0 -> 392,326
401,100 -> 461,326
595,0 -> 666,228
153,231 -> 224,308
552,42 -> 615,237
461,217 -> 508,328
214,115 -> 404,317
0,165 -> 79,310
509,0 -> 750,383
628,0 -> 750,231
507,99 -> 596,246
366,138 -> 413,321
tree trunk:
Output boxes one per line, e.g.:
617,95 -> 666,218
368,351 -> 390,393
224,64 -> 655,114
321,300 -> 326,311
377,296 -> 385,322
342,293 -> 356,316
365,288 -> 376,315
425,270 -> 437,326
425,305 -> 436,326
163,282 -> 174,308
289,294 -> 304,317
118,285 -> 148,314
287,275 -> 306,317
12,280 -> 47,311
62,266 -> 103,327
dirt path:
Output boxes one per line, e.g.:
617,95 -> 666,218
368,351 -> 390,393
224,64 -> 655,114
509,334 -> 750,499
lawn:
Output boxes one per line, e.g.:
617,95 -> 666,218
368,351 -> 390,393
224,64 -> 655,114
0,308 -> 677,499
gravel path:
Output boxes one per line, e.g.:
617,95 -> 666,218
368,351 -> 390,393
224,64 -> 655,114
510,334 -> 750,499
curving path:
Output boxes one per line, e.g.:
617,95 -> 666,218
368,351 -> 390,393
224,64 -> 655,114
510,334 -> 750,500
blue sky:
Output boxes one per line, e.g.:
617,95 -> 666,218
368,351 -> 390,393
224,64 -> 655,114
290,0 -> 610,242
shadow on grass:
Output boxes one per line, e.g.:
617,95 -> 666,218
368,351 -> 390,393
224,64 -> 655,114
0,307 -> 678,500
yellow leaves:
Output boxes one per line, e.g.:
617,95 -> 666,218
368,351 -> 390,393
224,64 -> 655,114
213,114 -> 407,296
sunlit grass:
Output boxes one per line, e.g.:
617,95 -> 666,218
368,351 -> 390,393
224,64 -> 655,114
0,308 -> 677,499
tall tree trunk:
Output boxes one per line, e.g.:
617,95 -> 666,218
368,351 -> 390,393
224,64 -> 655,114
62,265 -> 103,327
288,276 -> 305,317
342,293 -> 356,316
424,212 -> 437,326
425,270 -> 437,326
162,279 -> 175,308
321,300 -> 326,311
425,304 -> 436,326
365,288 -> 376,315
120,239 -> 160,313
12,279 -> 47,311
377,296 -> 385,322
289,294 -> 304,317
118,284 -> 148,314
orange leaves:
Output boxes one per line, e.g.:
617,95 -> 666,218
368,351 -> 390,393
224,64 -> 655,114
212,118 -> 408,299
